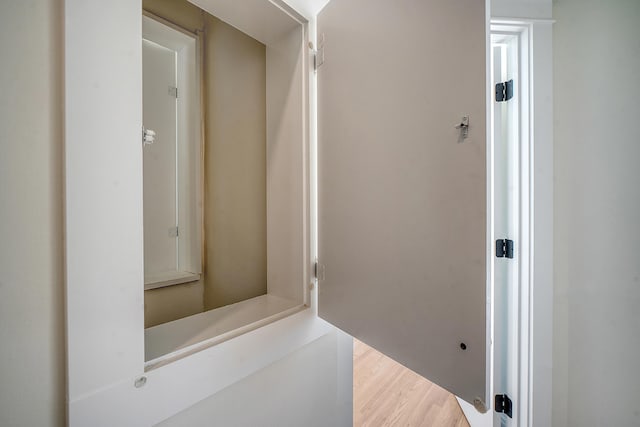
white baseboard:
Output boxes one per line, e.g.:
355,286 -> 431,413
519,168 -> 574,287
456,396 -> 492,427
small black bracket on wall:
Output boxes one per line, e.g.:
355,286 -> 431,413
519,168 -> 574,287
496,239 -> 514,259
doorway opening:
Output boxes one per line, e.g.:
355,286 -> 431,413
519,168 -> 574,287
488,22 -> 533,427
350,22 -> 534,427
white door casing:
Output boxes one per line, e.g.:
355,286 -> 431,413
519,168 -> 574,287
492,33 -> 519,426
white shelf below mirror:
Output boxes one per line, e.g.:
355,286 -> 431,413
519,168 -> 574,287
144,271 -> 201,290
145,294 -> 306,369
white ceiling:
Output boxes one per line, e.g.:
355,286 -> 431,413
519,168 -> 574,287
281,0 -> 331,18
190,0 -> 309,45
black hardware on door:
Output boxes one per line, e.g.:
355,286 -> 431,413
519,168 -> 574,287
495,79 -> 514,102
496,239 -> 514,259
495,394 -> 513,418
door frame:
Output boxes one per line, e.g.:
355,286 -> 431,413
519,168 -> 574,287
489,19 -> 554,427
491,23 -> 531,427
141,10 -> 205,291
460,19 -> 554,426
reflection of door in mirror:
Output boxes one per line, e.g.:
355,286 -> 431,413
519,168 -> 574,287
143,13 -> 202,290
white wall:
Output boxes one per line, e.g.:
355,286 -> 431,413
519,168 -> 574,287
491,0 -> 551,19
0,1 -> 349,426
553,1 -> 640,426
158,330 -> 352,427
1,0 -> 580,425
0,1 -> 65,426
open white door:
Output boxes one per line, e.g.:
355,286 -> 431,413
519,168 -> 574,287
317,0 -> 489,408
142,36 -> 178,280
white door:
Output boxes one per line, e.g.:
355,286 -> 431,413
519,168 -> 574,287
317,0 -> 490,408
143,38 -> 178,279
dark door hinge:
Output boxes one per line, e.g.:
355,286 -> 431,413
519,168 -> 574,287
496,239 -> 514,259
495,79 -> 514,102
495,394 -> 513,418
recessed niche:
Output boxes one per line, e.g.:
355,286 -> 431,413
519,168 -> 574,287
142,0 -> 309,368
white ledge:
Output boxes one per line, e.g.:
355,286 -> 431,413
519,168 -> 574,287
144,294 -> 305,369
144,271 -> 200,290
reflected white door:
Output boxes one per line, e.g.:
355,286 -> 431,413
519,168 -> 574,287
143,39 -> 178,278
317,0 -> 490,407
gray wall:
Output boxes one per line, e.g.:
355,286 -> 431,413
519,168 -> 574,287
553,1 -> 640,425
202,12 -> 267,311
0,1 -> 65,426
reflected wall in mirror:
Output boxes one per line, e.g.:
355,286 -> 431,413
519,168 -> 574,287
142,0 -> 274,330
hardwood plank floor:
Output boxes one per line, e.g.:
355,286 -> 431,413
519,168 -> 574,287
354,340 -> 470,427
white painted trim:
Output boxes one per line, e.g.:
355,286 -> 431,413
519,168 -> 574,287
144,272 -> 200,290
517,24 -> 533,427
492,17 -> 556,24
271,0 -> 310,25
489,19 -> 554,427
69,309 -> 333,426
309,0 -> 319,314
144,295 -> 305,367
492,23 -> 532,427
528,20 -> 554,427
142,9 -> 201,37
484,0 -> 495,414
65,1 -> 317,425
64,0 -> 145,400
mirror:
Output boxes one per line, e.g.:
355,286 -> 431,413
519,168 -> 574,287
142,13 -> 202,290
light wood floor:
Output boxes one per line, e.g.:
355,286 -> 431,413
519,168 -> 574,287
354,340 -> 470,427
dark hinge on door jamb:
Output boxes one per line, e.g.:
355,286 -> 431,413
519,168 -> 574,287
495,79 -> 514,102
495,394 -> 513,418
496,239 -> 514,259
